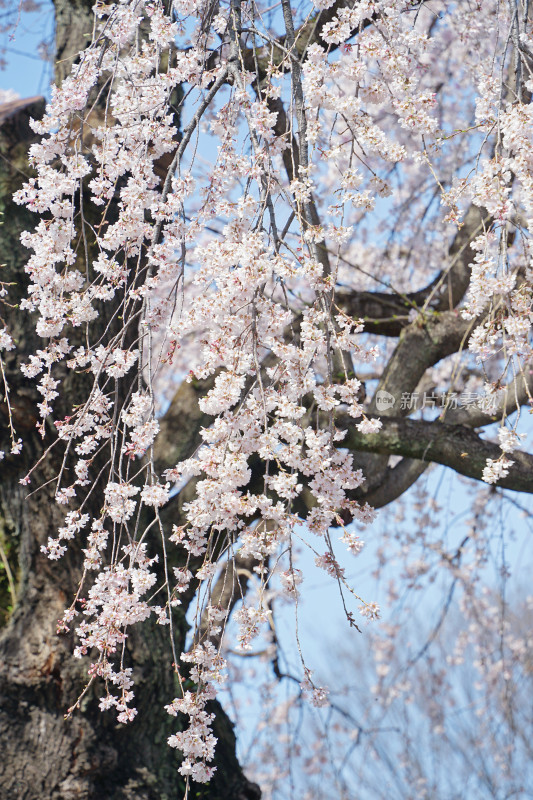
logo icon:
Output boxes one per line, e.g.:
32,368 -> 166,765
375,390 -> 395,412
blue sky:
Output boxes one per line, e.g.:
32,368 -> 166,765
0,1 -> 53,99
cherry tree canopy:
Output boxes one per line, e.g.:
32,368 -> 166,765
0,0 -> 532,795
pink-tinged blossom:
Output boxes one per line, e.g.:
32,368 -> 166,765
280,568 -> 304,598
498,427 -> 525,454
0,328 -> 14,350
315,553 -> 345,579
92,346 -> 139,378
482,457 -> 514,485
301,671 -> 330,707
141,482 -> 169,508
310,686 -> 330,708
341,532 -> 365,556
356,417 -> 382,434
359,602 -> 381,621
104,482 -> 140,523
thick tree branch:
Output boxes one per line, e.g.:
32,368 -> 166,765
342,414 -> 533,494
367,310 -> 478,414
448,372 -> 533,427
358,458 -> 429,508
336,205 -> 489,336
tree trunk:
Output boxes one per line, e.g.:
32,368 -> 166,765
0,4 -> 260,798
